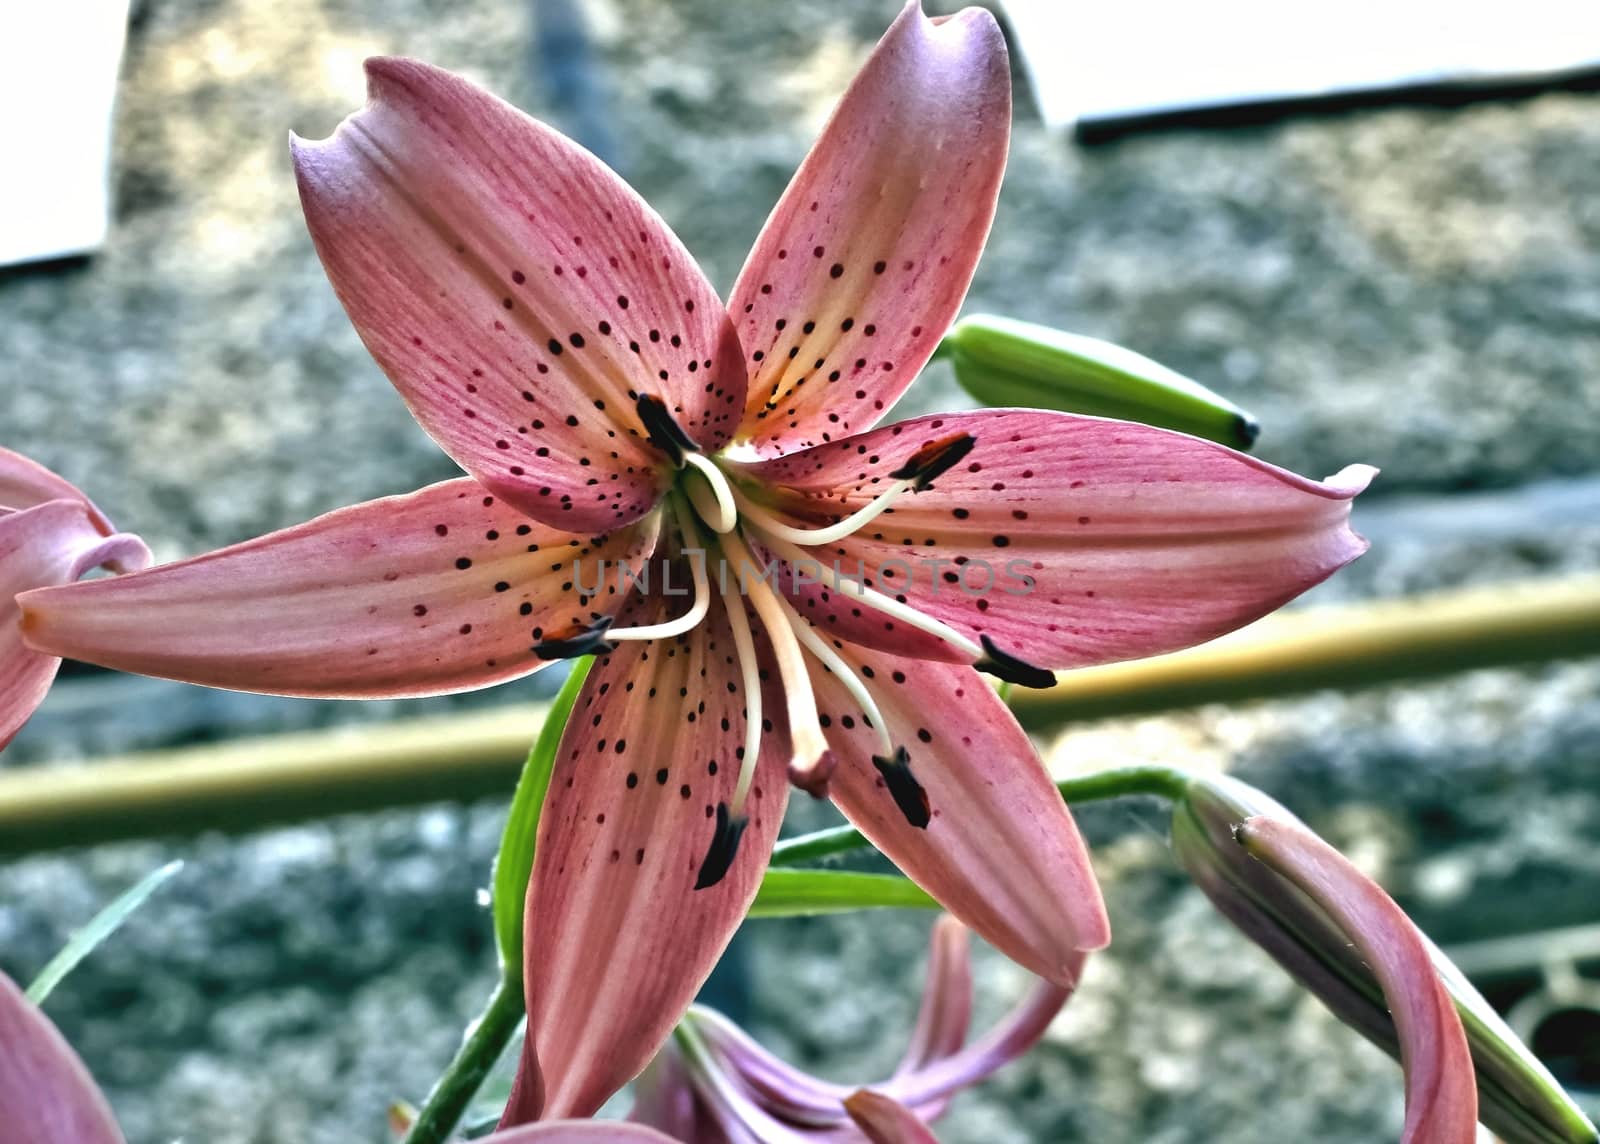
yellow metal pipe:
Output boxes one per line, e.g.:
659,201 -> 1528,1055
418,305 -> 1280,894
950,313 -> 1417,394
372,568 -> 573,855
1009,575 -> 1600,729
0,703 -> 549,855
1,576 -> 1598,855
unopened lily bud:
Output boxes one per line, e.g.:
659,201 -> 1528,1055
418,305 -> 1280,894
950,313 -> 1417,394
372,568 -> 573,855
942,314 -> 1261,450
1173,774 -> 1597,1144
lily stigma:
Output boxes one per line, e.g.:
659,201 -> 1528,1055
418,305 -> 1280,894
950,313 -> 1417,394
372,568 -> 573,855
6,3 -> 1374,1121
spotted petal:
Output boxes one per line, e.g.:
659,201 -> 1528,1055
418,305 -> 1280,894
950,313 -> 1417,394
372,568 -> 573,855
0,971 -> 124,1144
895,916 -> 973,1076
484,1123 -> 680,1144
630,1045 -> 725,1144
504,584 -> 791,1122
20,479 -> 655,698
2,501 -> 151,750
808,646 -> 1109,982
742,410 -> 1373,668
292,57 -> 746,532
728,3 -> 1010,454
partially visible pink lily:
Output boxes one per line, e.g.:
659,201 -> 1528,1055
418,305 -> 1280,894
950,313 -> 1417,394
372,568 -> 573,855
0,970 -> 124,1144
10,1 -> 1371,1122
631,916 -> 1083,1143
0,965 -> 673,1144
0,449 -> 150,750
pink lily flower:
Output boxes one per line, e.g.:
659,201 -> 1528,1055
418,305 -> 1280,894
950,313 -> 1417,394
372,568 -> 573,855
11,1 -> 1371,1118
0,449 -> 150,749
0,966 -> 673,1144
631,917 -> 1083,1143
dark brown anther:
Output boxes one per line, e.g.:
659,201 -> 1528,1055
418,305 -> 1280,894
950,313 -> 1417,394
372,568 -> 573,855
635,393 -> 698,467
975,635 -> 1056,689
694,802 -> 748,890
871,746 -> 930,829
532,615 -> 616,660
889,432 -> 977,490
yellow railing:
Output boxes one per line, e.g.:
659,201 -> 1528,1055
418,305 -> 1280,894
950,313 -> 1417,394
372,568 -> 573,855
2,576 -> 1597,856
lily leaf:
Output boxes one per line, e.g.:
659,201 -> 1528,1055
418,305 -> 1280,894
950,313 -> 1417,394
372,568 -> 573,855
751,868 -> 937,918
491,659 -> 593,978
26,859 -> 183,1004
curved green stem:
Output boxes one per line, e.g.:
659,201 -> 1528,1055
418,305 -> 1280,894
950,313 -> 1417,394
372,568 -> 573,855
1056,761 -> 1192,804
402,980 -> 525,1144
769,763 -> 1193,867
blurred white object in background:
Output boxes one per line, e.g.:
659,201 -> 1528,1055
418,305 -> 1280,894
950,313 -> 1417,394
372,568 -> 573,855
0,1 -> 131,266
1000,0 -> 1600,134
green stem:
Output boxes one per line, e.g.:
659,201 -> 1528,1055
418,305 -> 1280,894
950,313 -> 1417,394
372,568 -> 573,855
769,763 -> 1193,867
1057,761 -> 1192,803
403,981 -> 525,1144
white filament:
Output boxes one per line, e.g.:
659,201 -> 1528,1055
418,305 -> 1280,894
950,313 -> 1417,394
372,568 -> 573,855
682,453 -> 738,534
719,528 -> 832,787
751,532 -> 985,661
777,596 -> 895,757
730,478 -> 916,547
717,579 -> 765,816
607,499 -> 709,642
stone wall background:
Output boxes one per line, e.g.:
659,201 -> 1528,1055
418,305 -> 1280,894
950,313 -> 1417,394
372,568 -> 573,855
1,0 -> 1597,1140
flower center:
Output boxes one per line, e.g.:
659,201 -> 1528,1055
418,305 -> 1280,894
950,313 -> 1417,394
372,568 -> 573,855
611,399 -> 1056,888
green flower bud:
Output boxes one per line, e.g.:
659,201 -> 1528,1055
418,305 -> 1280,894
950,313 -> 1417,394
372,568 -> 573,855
941,314 -> 1261,450
1172,774 -> 1598,1144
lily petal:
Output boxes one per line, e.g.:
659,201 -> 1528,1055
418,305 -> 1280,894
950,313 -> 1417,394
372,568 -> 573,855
20,479 -> 655,698
808,647 -> 1109,981
727,3 -> 1009,454
674,1020 -> 838,1144
685,942 -> 1082,1129
682,1007 -> 847,1127
2,501 -> 151,750
1237,816 -> 1477,1144
0,971 -> 124,1144
843,1091 -> 940,1144
485,1122 -> 681,1143
0,448 -> 110,530
293,58 -> 746,532
881,974 -> 1079,1110
507,583 -> 791,1121
742,410 -> 1373,668
631,1043 -> 727,1144
895,916 -> 973,1076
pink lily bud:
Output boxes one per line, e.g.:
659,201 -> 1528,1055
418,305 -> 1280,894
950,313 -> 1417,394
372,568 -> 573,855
1174,775 -> 1593,1143
0,448 -> 150,751
1235,815 -> 1477,1142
